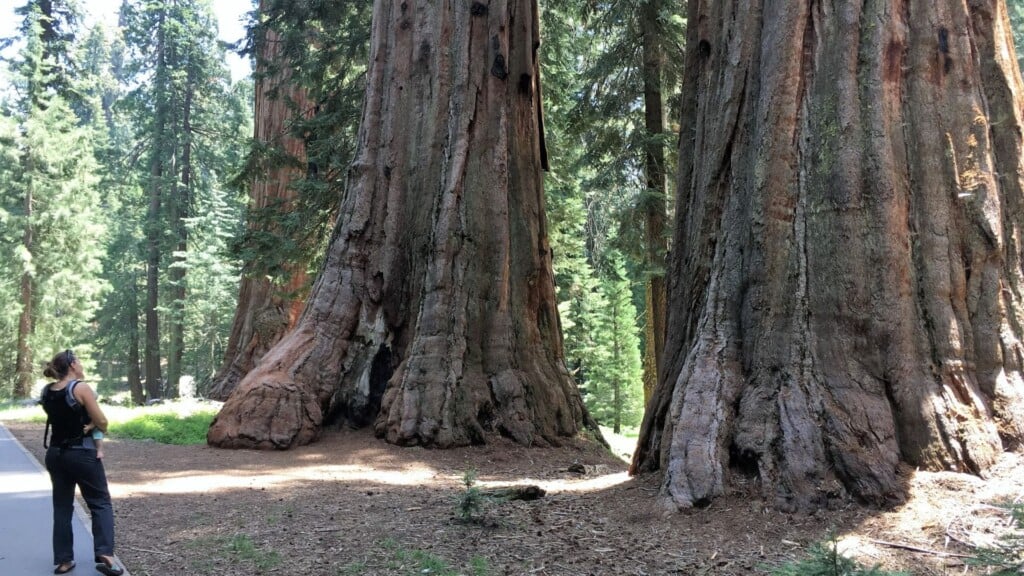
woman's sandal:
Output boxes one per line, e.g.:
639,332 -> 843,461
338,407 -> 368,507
54,561 -> 75,574
95,557 -> 124,576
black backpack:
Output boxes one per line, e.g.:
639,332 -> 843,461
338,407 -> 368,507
41,380 -> 87,449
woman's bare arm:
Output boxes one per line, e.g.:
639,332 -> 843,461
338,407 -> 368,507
74,383 -> 109,433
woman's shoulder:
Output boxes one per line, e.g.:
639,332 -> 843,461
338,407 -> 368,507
71,380 -> 95,399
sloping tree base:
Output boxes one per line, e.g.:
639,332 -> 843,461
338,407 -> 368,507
209,0 -> 597,450
633,0 -> 1024,512
206,378 -> 320,449
208,2 -> 310,402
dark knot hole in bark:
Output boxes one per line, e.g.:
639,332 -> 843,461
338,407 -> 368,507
331,345 -> 393,428
491,53 -> 508,80
729,443 -> 761,480
518,73 -> 532,97
937,27 -> 953,74
697,40 -> 711,60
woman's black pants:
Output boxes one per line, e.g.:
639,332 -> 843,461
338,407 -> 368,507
45,446 -> 115,564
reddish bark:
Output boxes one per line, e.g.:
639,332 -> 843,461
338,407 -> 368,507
633,0 -> 1024,512
208,0 -> 596,449
207,0 -> 310,401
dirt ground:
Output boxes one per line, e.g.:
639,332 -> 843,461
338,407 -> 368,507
7,421 -> 1023,576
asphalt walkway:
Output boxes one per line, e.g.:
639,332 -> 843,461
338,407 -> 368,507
0,421 -> 128,576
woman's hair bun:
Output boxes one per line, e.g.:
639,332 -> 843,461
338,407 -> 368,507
43,364 -> 58,379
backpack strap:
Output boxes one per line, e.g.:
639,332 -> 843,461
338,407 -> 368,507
66,380 -> 81,409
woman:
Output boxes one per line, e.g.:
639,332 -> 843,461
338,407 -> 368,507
40,349 -> 123,576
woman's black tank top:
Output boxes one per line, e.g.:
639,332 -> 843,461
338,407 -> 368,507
41,382 -> 91,448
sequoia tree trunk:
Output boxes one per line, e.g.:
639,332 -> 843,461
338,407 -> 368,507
208,0 -> 595,449
632,0 -> 1024,512
208,0 -> 310,401
127,274 -> 144,405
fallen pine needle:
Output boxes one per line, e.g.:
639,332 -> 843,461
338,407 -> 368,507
124,545 -> 173,556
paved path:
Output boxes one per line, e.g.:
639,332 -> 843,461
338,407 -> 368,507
0,421 -> 128,576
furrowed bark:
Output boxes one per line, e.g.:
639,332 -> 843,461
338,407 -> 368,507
209,0 -> 597,449
633,0 -> 1024,512
208,0 -> 310,401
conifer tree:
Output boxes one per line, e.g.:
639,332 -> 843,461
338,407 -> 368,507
540,1 -> 653,433
79,21 -> 149,403
1,0 -> 106,398
596,252 -> 645,432
119,0 -> 246,399
577,0 -> 683,403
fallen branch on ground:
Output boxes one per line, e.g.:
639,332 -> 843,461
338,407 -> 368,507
482,485 -> 546,501
867,538 -> 973,558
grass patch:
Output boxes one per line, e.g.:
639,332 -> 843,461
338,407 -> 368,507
224,534 -> 281,570
378,539 -> 490,575
1,398 -> 219,445
111,410 -> 217,445
184,533 -> 280,574
0,402 -> 46,423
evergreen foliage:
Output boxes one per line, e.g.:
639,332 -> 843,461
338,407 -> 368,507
590,252 -> 645,432
1009,1 -> 1024,73
968,503 -> 1024,574
229,0 -> 371,284
541,2 -> 664,430
455,469 -> 486,523
0,0 -> 107,398
770,535 -> 910,576
114,0 -> 250,398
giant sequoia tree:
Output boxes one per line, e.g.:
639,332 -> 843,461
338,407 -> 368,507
633,0 -> 1024,512
208,0 -> 312,400
208,0 -> 595,448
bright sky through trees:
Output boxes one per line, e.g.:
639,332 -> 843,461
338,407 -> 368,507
0,0 -> 254,82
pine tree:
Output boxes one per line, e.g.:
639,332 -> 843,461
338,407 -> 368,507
119,0 -> 248,399
0,0 -> 106,399
79,21 -> 148,403
548,0 -> 684,401
541,2 -> 648,434
599,252 -> 645,432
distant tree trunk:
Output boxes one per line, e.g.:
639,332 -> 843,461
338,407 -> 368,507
640,0 -> 668,403
145,164 -> 163,401
14,162 -> 34,399
633,0 -> 1024,512
127,273 -> 144,405
208,0 -> 310,401
209,0 -> 597,449
167,74 -> 194,399
612,300 -> 623,435
144,11 -> 166,402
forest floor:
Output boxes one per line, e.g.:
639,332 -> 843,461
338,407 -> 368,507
6,420 -> 1023,576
